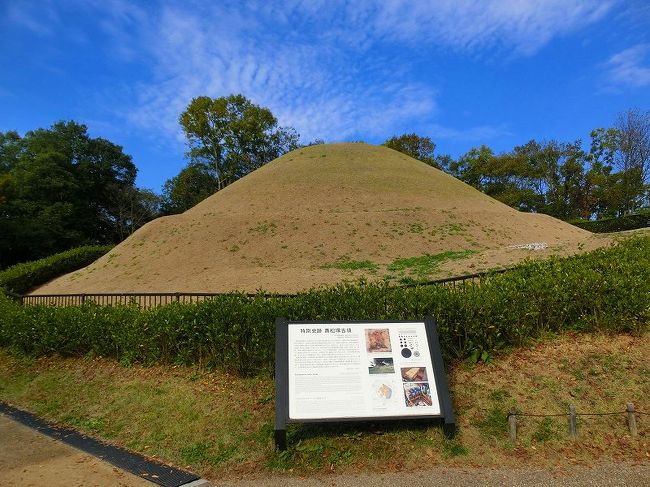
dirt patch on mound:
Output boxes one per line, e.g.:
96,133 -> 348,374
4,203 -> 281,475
35,143 -> 600,294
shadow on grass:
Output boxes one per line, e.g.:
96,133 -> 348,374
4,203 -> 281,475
286,417 -> 447,443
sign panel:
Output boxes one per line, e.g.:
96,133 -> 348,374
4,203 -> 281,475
288,322 -> 440,419
274,317 -> 456,450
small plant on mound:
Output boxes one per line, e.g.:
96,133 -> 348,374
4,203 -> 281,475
0,245 -> 113,296
249,221 -> 277,235
388,250 -> 475,280
322,256 -> 378,272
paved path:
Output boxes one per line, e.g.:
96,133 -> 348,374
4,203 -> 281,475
0,413 -> 150,487
2,412 -> 647,486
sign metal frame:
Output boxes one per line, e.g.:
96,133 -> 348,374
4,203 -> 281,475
274,316 -> 456,450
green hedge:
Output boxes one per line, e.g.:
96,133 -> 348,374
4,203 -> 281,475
570,209 -> 650,233
0,245 -> 113,295
0,237 -> 648,375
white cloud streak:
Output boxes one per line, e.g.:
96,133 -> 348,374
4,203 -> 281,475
5,0 -> 616,143
118,0 -> 612,143
119,3 -> 440,142
602,44 -> 650,88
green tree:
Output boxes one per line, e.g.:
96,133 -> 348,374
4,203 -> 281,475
446,145 -> 494,188
614,109 -> 650,211
179,94 -> 300,191
509,140 -> 562,211
0,121 -> 151,268
446,140 -> 590,219
589,110 -> 650,215
551,142 -> 588,219
161,163 -> 218,214
114,187 -> 162,240
383,133 -> 438,167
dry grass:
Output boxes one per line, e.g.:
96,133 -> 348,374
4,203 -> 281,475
33,143 -> 604,294
452,332 -> 650,467
1,332 -> 647,480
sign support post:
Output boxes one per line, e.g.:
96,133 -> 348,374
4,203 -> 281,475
424,316 -> 456,438
274,317 -> 289,450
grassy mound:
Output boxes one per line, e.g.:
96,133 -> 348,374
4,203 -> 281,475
33,143 -> 593,294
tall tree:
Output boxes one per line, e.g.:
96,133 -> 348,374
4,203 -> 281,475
446,145 -> 494,189
614,108 -> 650,211
383,133 -> 438,167
0,121 -> 152,268
447,140 -> 590,219
179,94 -> 300,192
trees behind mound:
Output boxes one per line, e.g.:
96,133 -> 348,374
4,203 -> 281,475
386,109 -> 649,220
0,122 -> 159,268
383,133 -> 438,168
163,94 -> 300,214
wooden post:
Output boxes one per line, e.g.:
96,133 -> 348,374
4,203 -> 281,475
508,409 -> 517,443
626,403 -> 638,437
568,404 -> 577,439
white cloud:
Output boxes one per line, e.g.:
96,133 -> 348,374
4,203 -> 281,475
73,0 -> 614,143
266,0 -> 614,56
2,2 -> 60,35
119,4 -> 438,143
602,44 -> 650,88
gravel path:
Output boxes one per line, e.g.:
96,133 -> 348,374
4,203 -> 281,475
214,463 -> 650,487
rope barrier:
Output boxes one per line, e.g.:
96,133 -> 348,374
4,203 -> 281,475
505,410 -> 636,419
506,404 -> 645,439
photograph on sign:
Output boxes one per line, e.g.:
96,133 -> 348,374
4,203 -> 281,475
287,322 -> 441,420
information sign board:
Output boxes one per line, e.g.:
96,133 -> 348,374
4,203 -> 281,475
274,317 -> 455,450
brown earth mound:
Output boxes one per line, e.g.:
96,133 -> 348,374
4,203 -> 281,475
35,143 -> 598,294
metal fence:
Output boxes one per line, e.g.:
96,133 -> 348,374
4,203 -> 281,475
404,268 -> 507,289
20,268 -> 509,308
20,292 -> 225,307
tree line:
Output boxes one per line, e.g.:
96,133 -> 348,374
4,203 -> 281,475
385,109 -> 650,221
0,122 -> 159,268
1,93 -> 647,268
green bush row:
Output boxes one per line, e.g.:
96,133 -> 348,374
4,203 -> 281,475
1,237 -> 648,375
0,245 -> 113,295
570,209 -> 650,233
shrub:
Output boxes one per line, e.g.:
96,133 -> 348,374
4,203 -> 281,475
0,238 -> 648,375
570,209 -> 650,233
0,245 -> 113,296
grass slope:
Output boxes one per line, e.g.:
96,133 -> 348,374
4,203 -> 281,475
1,333 -> 647,479
34,143 -> 595,294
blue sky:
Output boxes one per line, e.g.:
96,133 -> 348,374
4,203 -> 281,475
1,0 -> 649,192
